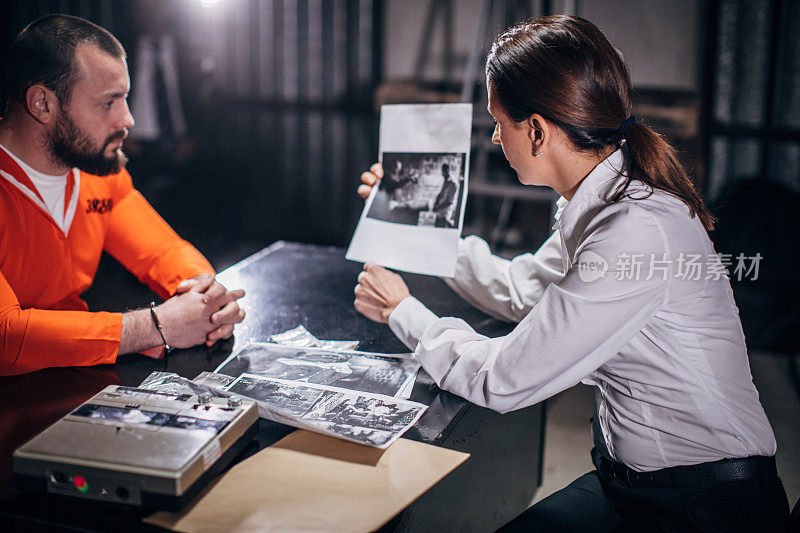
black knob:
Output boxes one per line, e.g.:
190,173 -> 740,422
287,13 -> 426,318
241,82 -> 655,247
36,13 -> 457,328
115,486 -> 129,500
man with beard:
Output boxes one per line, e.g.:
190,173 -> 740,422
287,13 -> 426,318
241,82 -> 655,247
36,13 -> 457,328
0,14 -> 245,375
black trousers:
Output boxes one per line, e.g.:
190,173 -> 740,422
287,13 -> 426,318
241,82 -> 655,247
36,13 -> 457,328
499,449 -> 790,532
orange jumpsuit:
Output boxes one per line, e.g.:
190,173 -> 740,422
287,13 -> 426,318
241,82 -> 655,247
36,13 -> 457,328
0,147 -> 214,375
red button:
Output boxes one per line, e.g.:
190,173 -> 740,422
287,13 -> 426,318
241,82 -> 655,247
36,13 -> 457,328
73,475 -> 88,492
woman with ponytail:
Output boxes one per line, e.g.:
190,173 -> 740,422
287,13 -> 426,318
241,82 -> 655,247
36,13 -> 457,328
355,15 -> 789,531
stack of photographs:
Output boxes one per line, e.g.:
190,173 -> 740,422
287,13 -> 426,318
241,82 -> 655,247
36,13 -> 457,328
140,343 -> 427,448
193,372 -> 426,449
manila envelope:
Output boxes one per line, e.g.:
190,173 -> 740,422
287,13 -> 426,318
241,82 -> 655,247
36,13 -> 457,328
145,430 -> 469,532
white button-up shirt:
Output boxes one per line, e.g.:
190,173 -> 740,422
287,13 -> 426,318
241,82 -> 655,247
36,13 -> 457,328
388,149 -> 776,472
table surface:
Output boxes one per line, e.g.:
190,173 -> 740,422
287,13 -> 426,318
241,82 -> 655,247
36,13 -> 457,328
0,241 -> 516,529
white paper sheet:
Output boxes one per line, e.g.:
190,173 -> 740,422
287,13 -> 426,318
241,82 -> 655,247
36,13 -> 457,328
346,103 -> 473,277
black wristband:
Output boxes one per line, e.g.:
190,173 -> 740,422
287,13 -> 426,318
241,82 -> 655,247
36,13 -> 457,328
149,301 -> 172,353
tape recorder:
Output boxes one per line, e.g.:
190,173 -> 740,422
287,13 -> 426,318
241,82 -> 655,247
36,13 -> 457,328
13,385 -> 258,511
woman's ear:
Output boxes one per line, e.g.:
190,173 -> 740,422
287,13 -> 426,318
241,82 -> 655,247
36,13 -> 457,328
527,114 -> 549,156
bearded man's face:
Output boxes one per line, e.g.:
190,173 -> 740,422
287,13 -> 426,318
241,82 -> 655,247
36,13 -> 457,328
48,107 -> 127,176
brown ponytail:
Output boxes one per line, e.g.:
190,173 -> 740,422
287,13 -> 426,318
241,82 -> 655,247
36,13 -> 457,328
486,15 -> 714,231
620,122 -> 714,230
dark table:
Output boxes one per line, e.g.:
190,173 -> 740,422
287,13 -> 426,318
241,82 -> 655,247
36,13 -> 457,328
0,242 -> 545,532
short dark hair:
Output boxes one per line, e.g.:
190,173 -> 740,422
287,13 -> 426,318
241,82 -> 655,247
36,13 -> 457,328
4,14 -> 125,107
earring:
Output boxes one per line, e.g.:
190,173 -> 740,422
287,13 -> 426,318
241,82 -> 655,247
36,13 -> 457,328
534,150 -> 543,157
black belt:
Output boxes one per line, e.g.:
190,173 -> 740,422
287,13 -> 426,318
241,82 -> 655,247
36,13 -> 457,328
598,453 -> 777,489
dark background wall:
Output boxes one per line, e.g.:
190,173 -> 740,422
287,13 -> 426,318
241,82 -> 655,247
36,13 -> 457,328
0,0 -> 382,264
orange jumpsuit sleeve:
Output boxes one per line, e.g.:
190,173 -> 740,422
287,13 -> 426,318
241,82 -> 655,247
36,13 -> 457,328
104,172 -> 214,300
0,269 -> 121,376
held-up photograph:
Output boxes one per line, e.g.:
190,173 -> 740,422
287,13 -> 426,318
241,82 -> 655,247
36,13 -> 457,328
366,152 -> 466,229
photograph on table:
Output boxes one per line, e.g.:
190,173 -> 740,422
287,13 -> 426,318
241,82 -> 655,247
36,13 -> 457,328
366,152 -> 466,229
310,395 -> 425,432
228,375 -> 327,417
214,342 -> 419,398
224,374 -> 427,448
315,423 -> 394,448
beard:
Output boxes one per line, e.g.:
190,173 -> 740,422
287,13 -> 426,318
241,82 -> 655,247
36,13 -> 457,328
47,110 -> 128,176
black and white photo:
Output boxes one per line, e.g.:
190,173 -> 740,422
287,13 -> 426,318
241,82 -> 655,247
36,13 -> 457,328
310,395 -> 425,432
347,103 -> 472,277
315,424 -> 394,448
366,152 -> 466,229
228,375 -> 326,417
224,374 -> 427,448
214,342 -> 419,398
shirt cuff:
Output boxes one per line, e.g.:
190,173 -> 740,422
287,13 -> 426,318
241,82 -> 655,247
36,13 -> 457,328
388,296 -> 439,351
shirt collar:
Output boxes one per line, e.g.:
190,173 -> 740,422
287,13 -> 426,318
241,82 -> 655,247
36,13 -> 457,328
551,149 -> 627,238
552,197 -> 569,229
0,144 -> 80,236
